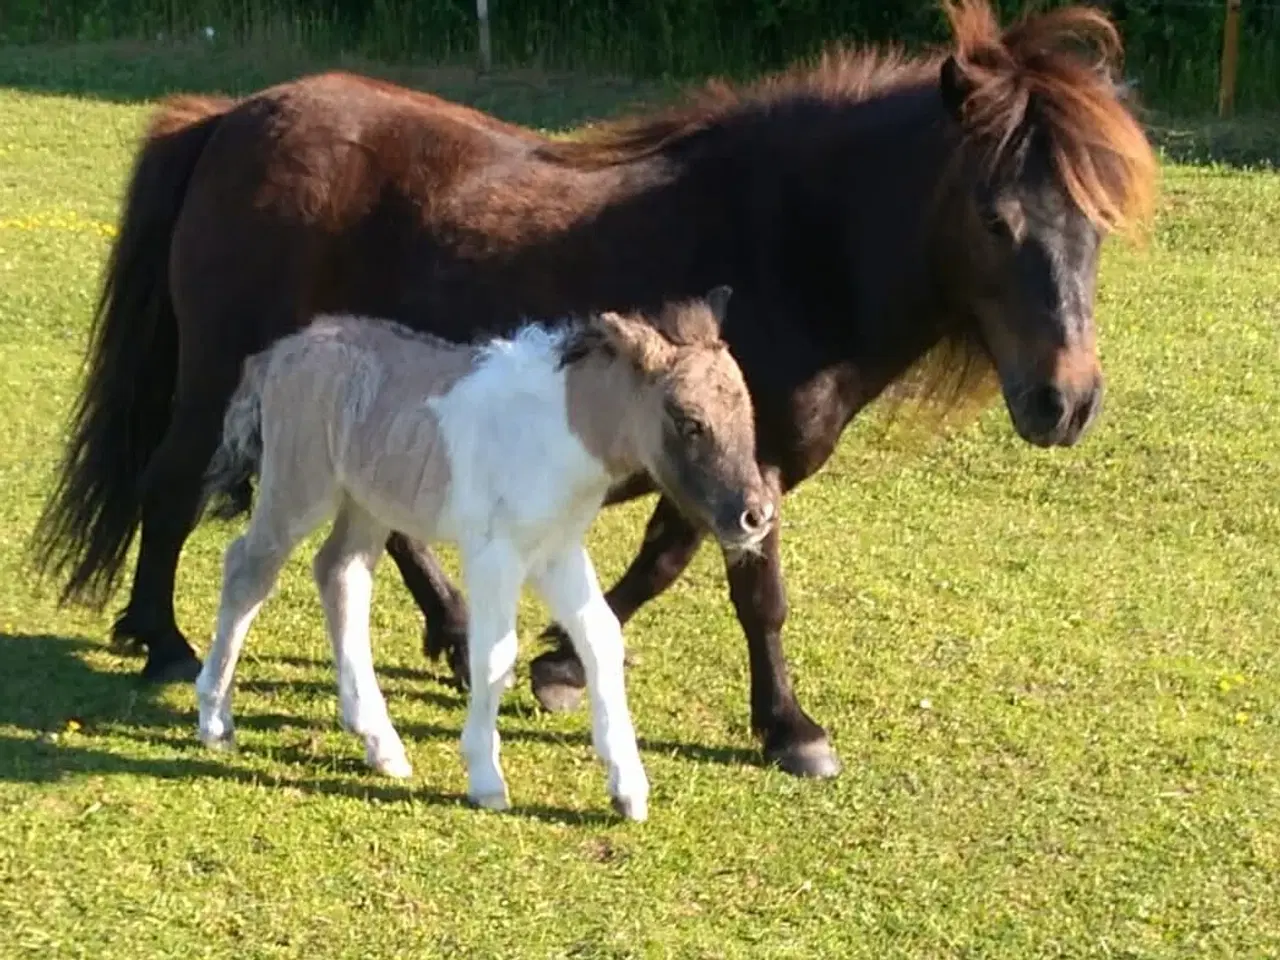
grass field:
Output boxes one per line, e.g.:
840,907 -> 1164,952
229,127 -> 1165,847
1,45 -> 1278,959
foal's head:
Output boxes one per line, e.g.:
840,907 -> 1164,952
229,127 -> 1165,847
595,286 -> 775,551
934,0 -> 1157,446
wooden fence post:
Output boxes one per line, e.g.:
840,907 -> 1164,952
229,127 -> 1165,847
1218,0 -> 1242,117
477,0 -> 493,71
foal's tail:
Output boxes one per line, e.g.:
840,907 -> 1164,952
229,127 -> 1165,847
29,94 -> 234,608
201,353 -> 269,522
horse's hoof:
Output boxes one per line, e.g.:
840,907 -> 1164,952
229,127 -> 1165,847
765,736 -> 842,779
610,794 -> 649,823
422,621 -> 470,690
109,633 -> 147,657
140,651 -> 203,685
468,790 -> 510,813
530,650 -> 586,713
533,679 -> 585,714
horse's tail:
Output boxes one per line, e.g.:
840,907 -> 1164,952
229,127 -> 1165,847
201,352 -> 269,522
29,94 -> 235,608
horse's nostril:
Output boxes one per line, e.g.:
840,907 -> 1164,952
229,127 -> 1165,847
1026,384 -> 1066,429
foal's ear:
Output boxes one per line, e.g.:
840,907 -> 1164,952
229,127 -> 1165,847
939,55 -> 974,120
597,310 -> 672,377
704,284 -> 732,331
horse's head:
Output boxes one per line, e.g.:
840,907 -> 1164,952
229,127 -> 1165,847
596,287 -> 775,552
936,0 -> 1157,447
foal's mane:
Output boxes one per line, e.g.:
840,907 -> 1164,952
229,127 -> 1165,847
540,0 -> 1156,237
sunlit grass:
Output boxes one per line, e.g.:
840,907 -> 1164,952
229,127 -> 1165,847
0,55 -> 1277,959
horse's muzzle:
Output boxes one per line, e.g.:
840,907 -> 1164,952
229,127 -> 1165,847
1007,377 -> 1103,447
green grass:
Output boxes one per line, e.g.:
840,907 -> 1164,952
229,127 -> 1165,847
1,47 -> 1279,959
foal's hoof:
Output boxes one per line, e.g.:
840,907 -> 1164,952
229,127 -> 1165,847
610,794 -> 649,823
372,753 -> 414,780
362,734 -> 414,779
764,736 -> 843,779
140,650 -> 203,685
468,790 -> 511,813
529,648 -> 587,714
199,730 -> 236,752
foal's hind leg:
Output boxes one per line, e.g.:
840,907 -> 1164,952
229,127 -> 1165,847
195,523 -> 296,749
532,545 -> 648,822
314,502 -> 410,779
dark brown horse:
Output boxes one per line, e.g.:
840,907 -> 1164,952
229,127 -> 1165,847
32,0 -> 1156,778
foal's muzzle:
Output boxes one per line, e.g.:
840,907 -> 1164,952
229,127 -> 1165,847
716,491 -> 776,551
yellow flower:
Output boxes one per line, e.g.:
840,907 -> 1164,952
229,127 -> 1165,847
0,210 -> 117,236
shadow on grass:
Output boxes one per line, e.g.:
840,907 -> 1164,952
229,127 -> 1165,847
0,40 -> 660,129
246,653 -> 763,767
1146,110 -> 1280,171
0,633 -> 759,815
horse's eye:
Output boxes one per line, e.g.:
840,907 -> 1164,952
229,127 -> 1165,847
985,212 -> 1013,241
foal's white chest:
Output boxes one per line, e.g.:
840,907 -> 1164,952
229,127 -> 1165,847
426,329 -> 613,556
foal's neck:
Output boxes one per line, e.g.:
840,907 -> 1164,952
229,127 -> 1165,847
561,345 -> 643,479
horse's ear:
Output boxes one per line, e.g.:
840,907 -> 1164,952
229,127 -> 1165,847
704,285 -> 732,331
939,55 -> 973,120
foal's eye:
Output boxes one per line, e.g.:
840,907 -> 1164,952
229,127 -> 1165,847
675,415 -> 706,440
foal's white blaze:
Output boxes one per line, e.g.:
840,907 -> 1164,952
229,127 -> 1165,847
195,318 -> 657,818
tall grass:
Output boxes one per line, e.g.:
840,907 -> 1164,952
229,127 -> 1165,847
2,0 -> 1279,111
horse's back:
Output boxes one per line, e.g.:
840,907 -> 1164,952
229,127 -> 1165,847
165,71 -> 538,375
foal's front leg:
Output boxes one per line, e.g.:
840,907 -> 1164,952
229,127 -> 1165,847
530,496 -> 704,713
458,539 -> 524,811
532,545 -> 649,822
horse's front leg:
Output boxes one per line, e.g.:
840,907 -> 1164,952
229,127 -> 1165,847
724,523 -> 841,779
457,539 -> 523,811
385,533 -> 470,686
532,545 -> 648,822
529,496 -> 704,712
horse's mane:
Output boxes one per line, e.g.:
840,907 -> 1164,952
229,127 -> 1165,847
942,0 -> 1157,237
535,49 -> 932,170
540,0 -> 1156,238
539,1 -> 1159,437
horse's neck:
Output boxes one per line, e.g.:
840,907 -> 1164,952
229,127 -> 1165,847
783,89 -> 965,387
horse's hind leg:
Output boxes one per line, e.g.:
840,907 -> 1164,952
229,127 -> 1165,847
532,545 -> 648,822
116,381 -> 236,683
314,502 -> 409,779
385,534 -> 470,687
